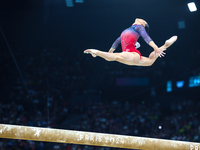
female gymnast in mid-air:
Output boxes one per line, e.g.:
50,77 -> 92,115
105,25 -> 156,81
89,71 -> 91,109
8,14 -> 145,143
84,18 -> 178,66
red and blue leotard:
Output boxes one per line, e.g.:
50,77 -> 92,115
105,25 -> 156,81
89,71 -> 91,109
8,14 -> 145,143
111,24 -> 153,58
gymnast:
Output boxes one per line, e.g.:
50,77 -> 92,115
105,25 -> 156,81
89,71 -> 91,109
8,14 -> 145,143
84,18 -> 177,66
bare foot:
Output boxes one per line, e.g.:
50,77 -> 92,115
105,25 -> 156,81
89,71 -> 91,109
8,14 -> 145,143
164,36 -> 178,49
84,49 -> 98,57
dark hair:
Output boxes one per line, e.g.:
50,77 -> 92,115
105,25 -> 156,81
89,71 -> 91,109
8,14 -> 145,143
145,23 -> 149,35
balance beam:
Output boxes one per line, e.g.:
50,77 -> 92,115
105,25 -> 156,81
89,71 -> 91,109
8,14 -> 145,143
0,124 -> 199,150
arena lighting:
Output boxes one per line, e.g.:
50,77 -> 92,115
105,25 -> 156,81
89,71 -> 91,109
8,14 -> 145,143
176,81 -> 184,88
187,2 -> 197,12
166,81 -> 172,92
66,0 -> 73,7
189,75 -> 200,87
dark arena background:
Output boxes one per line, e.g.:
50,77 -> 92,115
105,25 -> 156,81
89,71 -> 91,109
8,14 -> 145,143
0,0 -> 200,149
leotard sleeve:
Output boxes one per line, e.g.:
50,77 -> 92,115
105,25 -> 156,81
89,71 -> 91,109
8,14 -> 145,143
135,25 -> 153,44
111,37 -> 121,49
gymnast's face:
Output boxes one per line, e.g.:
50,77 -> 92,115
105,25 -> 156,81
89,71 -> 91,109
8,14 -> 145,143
134,18 -> 148,27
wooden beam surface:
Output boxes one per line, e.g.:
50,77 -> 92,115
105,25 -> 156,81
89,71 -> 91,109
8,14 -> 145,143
0,124 -> 199,150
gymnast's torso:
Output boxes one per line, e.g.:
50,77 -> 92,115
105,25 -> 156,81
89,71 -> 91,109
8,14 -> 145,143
112,24 -> 152,56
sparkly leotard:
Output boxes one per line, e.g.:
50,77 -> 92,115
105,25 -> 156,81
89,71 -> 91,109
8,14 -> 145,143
111,24 -> 152,58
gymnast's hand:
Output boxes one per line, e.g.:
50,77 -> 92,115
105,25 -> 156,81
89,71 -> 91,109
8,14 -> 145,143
154,47 -> 166,57
108,47 -> 115,53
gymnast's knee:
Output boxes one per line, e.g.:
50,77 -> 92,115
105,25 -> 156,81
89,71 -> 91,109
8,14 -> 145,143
147,61 -> 154,66
143,60 -> 154,66
105,57 -> 116,61
115,55 -> 123,62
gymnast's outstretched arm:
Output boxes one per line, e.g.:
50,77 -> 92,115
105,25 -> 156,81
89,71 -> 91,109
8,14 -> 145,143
109,37 -> 121,53
135,25 -> 165,57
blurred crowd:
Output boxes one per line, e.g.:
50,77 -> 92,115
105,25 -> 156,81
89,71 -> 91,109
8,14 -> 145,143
0,101 -> 68,127
2,46 -> 200,101
77,99 -> 200,141
1,98 -> 199,150
52,99 -> 200,150
0,100 -> 68,150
